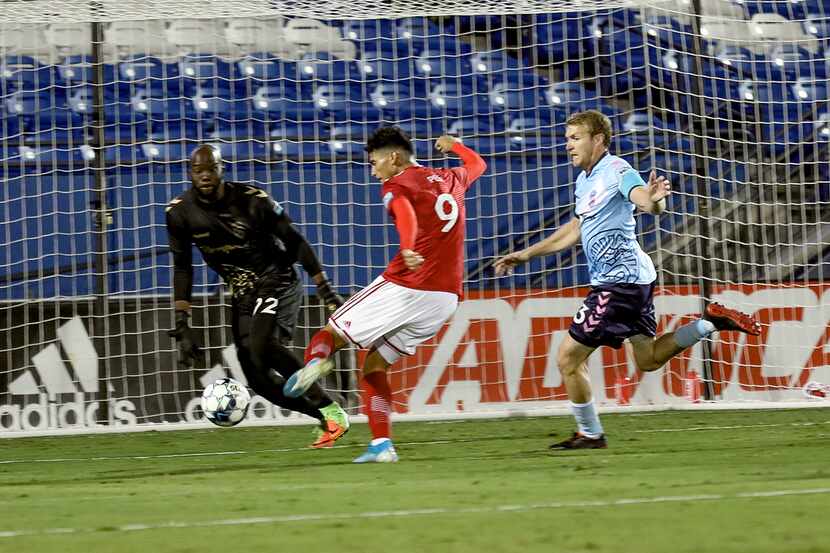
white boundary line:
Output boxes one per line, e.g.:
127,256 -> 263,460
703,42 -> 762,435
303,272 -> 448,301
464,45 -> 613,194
2,401 -> 827,439
1,419 -> 827,466
1,487 -> 828,538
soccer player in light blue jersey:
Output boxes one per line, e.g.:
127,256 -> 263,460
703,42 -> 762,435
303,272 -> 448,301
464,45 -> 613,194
495,110 -> 761,450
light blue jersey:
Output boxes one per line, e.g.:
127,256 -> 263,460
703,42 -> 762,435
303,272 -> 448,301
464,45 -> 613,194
574,153 -> 657,286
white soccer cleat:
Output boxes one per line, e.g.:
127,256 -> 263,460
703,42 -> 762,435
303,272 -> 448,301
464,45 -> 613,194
283,357 -> 335,398
353,439 -> 399,463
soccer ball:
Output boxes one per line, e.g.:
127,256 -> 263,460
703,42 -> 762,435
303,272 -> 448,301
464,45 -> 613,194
200,377 -> 251,427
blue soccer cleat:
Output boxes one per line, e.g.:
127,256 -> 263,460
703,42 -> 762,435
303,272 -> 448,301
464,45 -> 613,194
283,357 -> 335,398
353,439 -> 399,463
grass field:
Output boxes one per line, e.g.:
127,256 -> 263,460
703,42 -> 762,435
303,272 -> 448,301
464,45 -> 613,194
2,408 -> 829,553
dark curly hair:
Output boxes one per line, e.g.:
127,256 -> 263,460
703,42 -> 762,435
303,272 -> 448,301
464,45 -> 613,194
365,126 -> 413,154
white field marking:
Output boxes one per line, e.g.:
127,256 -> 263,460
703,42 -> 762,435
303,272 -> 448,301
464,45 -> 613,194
1,487 -> 829,539
0,438 -> 467,466
634,421 -> 830,433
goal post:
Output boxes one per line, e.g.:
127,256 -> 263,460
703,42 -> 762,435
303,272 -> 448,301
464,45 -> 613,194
1,0 -> 828,435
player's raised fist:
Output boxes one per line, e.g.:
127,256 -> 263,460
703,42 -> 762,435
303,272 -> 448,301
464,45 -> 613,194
494,251 -> 529,276
435,135 -> 461,153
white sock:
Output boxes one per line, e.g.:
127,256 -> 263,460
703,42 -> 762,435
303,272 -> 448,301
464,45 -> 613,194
570,400 -> 603,438
673,319 -> 717,348
370,437 -> 390,446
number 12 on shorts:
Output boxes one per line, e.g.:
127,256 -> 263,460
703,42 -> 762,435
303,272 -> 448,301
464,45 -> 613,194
253,297 -> 278,315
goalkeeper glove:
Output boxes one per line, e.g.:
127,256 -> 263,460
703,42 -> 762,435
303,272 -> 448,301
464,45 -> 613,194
316,278 -> 344,314
168,310 -> 204,369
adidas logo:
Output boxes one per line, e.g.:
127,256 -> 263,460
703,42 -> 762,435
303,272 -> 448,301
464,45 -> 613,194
1,317 -> 136,431
9,317 -> 99,395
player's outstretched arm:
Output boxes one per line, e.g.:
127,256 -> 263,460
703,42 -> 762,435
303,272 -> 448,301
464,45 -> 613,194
494,218 -> 581,276
165,208 -> 204,369
435,135 -> 487,182
629,170 -> 670,215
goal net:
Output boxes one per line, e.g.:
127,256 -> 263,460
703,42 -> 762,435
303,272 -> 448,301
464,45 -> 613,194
1,0 -> 828,434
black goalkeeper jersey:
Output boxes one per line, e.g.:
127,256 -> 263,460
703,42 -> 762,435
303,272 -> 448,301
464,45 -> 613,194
165,181 -> 321,300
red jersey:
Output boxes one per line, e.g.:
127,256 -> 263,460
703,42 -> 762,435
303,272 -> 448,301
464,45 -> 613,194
381,163 -> 476,296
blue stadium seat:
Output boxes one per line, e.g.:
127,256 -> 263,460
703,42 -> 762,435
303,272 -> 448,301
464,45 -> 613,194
208,120 -> 269,140
252,86 -> 317,120
119,55 -> 185,94
394,18 -> 450,55
141,142 -> 200,162
767,44 -> 828,79
643,15 -> 695,52
429,81 -> 490,115
0,55 -> 57,91
370,83 -> 432,118
271,121 -> 328,140
328,139 -> 365,159
358,57 -> 417,85
330,122 -> 379,142
299,53 -> 361,84
269,139 -> 325,160
792,77 -> 828,102
530,13 -> 591,64
804,14 -> 830,39
6,90 -> 81,128
313,83 -> 379,121
414,50 -> 474,80
58,55 -> 117,86
341,19 -> 403,57
447,115 -> 507,137
544,82 -> 602,113
488,82 -> 546,113
179,54 -> 233,84
192,86 -> 252,121
395,118 -> 444,138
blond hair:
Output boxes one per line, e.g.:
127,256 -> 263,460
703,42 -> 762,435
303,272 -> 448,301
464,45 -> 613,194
566,110 -> 612,147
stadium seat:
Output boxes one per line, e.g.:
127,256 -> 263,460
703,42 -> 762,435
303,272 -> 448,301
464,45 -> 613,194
225,17 -> 288,56
313,83 -> 380,121
251,86 -> 317,119
767,44 -> 827,79
57,55 -> 117,86
358,57 -> 417,84
394,18 -> 447,54
118,55 -> 188,95
283,18 -> 356,60
414,50 -> 474,80
106,20 -> 168,55
192,86 -> 251,121
341,19 -> 400,57
299,53 -> 362,85
271,121 -> 328,140
430,81 -> 489,115
804,14 -> 830,40
166,19 -> 230,54
544,82 -> 603,114
45,23 -> 91,55
141,141 -> 200,162
269,139 -> 325,160
488,82 -> 546,114
208,120 -> 269,140
329,121 -> 377,141
793,77 -> 829,102
395,118 -> 444,139
447,115 -> 506,137
369,83 -> 431,118
749,13 -> 818,51
178,54 -> 234,88
0,56 -> 57,91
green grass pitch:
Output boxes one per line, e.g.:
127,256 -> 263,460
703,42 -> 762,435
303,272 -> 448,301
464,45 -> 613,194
2,408 -> 828,553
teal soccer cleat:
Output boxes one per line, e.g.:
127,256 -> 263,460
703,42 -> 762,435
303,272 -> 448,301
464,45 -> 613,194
353,439 -> 399,463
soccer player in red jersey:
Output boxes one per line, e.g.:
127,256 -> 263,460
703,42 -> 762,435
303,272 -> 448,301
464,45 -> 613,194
284,126 -> 486,462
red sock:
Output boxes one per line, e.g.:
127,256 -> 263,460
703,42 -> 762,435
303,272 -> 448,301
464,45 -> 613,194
304,329 -> 334,363
363,371 -> 392,440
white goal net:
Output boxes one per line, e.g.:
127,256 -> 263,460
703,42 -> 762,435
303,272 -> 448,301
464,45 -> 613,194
1,0 -> 828,434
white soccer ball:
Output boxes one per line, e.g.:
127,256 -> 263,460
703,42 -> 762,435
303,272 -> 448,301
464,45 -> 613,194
200,377 -> 251,427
